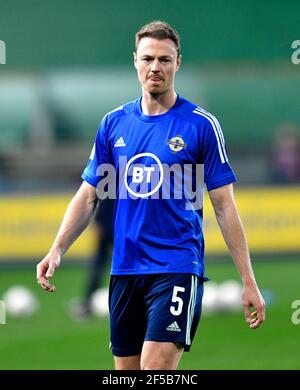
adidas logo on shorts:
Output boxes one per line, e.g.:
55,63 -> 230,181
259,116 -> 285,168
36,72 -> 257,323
166,321 -> 181,332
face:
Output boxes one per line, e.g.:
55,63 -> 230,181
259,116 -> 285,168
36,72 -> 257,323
134,37 -> 181,95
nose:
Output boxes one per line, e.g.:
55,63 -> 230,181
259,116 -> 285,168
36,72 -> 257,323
150,58 -> 160,73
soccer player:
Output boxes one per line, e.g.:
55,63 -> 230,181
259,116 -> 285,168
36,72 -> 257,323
37,21 -> 265,370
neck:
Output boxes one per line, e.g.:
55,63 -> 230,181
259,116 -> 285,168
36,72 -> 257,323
141,90 -> 177,116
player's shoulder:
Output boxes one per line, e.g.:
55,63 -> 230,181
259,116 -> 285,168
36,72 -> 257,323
104,100 -> 136,123
177,96 -> 221,129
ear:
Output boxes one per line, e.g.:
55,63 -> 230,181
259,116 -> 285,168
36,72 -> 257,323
175,54 -> 182,72
133,52 -> 138,70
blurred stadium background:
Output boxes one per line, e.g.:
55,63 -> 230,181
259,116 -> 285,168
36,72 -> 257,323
0,0 -> 300,369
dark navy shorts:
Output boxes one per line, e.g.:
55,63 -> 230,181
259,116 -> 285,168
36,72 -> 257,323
109,273 -> 205,357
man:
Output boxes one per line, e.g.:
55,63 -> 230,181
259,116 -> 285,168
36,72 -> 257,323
37,21 -> 265,370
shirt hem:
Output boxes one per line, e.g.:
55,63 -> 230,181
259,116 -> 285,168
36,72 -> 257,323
110,268 -> 202,276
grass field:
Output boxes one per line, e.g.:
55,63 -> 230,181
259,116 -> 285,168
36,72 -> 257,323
0,258 -> 299,370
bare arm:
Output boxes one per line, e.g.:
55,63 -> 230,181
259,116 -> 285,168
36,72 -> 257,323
36,181 -> 98,292
208,184 -> 265,329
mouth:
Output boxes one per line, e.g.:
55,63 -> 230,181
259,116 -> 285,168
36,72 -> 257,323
148,76 -> 163,82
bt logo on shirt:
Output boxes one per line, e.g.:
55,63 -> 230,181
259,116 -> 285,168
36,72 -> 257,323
132,166 -> 155,184
125,153 -> 164,198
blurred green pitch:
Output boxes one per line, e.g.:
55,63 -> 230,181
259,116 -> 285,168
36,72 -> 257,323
0,259 -> 299,370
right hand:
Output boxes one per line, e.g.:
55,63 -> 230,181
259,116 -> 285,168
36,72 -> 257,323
36,252 -> 61,292
242,283 -> 266,329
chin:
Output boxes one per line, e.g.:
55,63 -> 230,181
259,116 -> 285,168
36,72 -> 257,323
145,85 -> 165,94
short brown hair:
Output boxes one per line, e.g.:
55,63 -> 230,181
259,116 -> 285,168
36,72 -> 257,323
135,21 -> 181,57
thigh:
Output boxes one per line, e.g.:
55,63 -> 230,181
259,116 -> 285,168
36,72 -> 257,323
141,341 -> 184,370
114,355 -> 141,370
109,275 -> 147,357
144,274 -> 204,352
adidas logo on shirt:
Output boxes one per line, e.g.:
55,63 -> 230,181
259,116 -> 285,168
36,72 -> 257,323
114,137 -> 126,147
166,321 -> 181,332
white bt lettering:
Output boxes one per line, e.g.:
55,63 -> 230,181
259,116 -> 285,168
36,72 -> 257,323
132,166 -> 155,183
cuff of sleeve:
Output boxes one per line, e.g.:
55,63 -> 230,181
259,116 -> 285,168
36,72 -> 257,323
81,171 -> 98,187
206,172 -> 237,191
